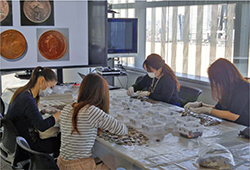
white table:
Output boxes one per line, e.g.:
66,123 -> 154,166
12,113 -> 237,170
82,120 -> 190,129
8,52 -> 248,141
2,87 -> 249,170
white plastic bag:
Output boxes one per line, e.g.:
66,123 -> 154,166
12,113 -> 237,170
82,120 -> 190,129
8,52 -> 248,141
197,137 -> 235,169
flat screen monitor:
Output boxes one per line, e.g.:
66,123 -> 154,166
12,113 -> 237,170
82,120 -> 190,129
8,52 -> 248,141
0,1 -> 107,71
107,18 -> 138,58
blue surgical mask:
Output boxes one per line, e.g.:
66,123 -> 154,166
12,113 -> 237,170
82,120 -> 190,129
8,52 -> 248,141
147,72 -> 156,78
39,82 -> 53,97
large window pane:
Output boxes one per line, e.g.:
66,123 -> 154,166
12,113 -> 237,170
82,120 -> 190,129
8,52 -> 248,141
146,4 -> 235,78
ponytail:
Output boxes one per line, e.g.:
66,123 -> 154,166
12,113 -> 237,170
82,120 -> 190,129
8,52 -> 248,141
10,66 -> 57,104
162,64 -> 180,91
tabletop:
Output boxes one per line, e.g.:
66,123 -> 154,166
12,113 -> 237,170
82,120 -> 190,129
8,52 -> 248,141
2,87 -> 249,170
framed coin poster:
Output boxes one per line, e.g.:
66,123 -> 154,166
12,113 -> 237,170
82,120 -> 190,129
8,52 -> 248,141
0,0 -> 13,26
0,1 -> 107,71
20,0 -> 54,26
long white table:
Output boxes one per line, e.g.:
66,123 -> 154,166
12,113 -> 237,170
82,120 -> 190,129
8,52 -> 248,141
2,87 -> 249,170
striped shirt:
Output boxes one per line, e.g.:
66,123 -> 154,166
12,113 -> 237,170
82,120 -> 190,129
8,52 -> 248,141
59,104 -> 128,160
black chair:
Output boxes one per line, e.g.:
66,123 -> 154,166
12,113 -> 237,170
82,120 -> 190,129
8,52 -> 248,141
178,85 -> 202,107
0,118 -> 19,167
0,119 -> 29,168
16,136 -> 59,170
0,98 -> 5,140
0,97 -> 5,117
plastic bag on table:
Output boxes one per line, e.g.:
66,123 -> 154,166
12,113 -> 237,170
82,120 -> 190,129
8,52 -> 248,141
197,137 -> 235,169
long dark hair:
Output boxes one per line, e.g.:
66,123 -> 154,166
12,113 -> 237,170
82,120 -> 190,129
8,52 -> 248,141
10,66 -> 57,104
208,58 -> 247,106
71,73 -> 109,135
143,53 -> 180,91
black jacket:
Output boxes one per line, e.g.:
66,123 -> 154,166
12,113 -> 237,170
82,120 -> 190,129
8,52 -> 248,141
132,74 -> 181,104
215,80 -> 250,126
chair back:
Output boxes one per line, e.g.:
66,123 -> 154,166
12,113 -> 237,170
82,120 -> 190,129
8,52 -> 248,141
16,136 -> 59,170
0,97 -> 5,117
178,85 -> 202,107
0,118 -> 19,166
1,119 -> 18,154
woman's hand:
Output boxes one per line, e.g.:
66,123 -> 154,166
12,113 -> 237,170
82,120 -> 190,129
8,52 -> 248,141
136,91 -> 150,98
184,101 -> 202,112
53,111 -> 61,123
189,106 -> 212,114
127,87 -> 134,96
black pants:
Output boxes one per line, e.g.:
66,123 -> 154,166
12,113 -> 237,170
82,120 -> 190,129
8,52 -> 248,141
31,133 -> 61,154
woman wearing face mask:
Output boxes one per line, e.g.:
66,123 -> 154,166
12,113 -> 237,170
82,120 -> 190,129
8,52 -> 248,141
184,58 -> 250,126
127,53 -> 181,104
6,66 -> 61,160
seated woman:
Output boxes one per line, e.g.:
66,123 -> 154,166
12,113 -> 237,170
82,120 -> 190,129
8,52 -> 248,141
127,53 -> 181,105
6,66 -> 61,158
58,73 -> 128,170
184,58 -> 250,126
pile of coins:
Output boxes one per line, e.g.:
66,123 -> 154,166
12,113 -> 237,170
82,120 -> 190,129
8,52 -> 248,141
40,106 -> 59,115
40,104 -> 66,115
190,113 -> 221,126
130,96 -> 158,104
98,126 -> 148,146
51,104 -> 66,110
198,156 -> 233,169
181,111 -> 221,126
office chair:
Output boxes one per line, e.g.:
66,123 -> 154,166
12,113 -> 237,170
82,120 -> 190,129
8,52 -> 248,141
0,118 -> 29,169
0,98 -> 5,139
0,97 -> 5,117
16,136 -> 59,170
178,85 -> 202,107
0,118 -> 19,166
0,113 -> 3,141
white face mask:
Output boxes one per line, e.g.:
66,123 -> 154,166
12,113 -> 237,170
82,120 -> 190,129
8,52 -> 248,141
147,72 -> 156,78
39,82 -> 53,97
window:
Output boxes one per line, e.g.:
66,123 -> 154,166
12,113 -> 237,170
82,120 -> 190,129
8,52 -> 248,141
109,1 -> 250,78
146,4 -> 235,77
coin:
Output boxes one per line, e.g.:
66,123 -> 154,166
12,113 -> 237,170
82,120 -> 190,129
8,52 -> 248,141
38,30 -> 67,60
23,0 -> 51,23
0,0 -> 9,22
0,29 -> 27,59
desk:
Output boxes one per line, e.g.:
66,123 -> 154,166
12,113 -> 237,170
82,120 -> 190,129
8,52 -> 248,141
2,88 -> 249,170
93,91 -> 249,169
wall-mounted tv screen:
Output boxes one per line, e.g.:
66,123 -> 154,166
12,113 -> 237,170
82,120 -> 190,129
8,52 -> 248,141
0,1 -> 107,71
107,18 -> 138,58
